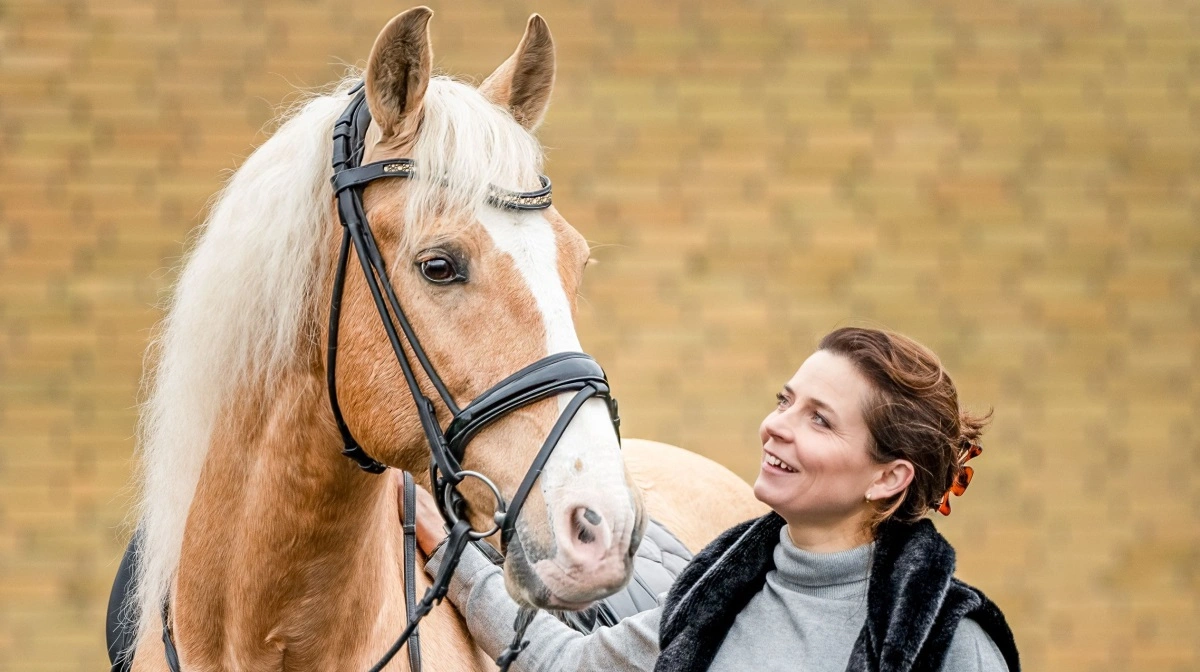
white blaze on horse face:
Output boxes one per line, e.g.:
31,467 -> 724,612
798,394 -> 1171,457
476,206 -> 635,591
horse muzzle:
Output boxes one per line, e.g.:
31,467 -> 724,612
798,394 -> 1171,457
504,490 -> 645,609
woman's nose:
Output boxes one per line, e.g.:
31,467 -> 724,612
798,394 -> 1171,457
760,412 -> 791,444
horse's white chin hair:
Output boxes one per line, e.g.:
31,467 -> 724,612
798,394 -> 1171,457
503,540 -> 635,610
532,554 -> 634,605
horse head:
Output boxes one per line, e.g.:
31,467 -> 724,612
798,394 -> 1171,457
331,7 -> 646,610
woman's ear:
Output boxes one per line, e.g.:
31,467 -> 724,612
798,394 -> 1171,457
869,459 -> 914,501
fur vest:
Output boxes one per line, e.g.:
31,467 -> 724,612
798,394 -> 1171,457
655,513 -> 1020,672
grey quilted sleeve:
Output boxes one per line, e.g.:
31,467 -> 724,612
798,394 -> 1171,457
427,541 -> 662,672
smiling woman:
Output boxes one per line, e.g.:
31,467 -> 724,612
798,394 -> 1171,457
755,327 -> 992,552
413,326 -> 1022,672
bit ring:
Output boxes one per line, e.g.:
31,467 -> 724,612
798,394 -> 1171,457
442,470 -> 507,540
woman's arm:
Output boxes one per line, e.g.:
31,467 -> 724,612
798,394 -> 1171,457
409,478 -> 660,672
938,618 -> 1010,672
424,542 -> 661,672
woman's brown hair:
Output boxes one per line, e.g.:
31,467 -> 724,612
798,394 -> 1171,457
818,327 -> 990,525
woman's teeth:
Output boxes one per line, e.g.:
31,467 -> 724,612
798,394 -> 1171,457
765,453 -> 797,473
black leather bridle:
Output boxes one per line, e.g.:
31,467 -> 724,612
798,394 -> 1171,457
159,82 -> 621,672
328,82 -> 621,671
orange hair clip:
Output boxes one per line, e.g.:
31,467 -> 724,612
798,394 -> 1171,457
936,443 -> 982,516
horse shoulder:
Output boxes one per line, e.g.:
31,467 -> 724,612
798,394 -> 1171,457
621,438 -> 769,553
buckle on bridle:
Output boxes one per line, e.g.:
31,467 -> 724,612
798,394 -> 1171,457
439,470 -> 507,541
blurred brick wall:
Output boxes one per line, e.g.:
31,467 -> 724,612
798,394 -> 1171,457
1,0 -> 1196,669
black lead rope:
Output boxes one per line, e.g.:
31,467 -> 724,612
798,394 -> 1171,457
374,481 -> 538,672
496,607 -> 538,669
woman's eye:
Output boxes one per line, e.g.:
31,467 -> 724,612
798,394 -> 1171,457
775,393 -> 789,408
812,412 -> 829,428
418,256 -> 464,284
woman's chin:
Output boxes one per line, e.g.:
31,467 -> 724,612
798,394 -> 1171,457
752,474 -> 786,510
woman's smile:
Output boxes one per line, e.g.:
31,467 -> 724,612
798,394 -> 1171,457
762,449 -> 799,473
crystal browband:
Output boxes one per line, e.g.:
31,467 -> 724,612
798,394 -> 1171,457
332,158 -> 553,212
488,175 -> 552,210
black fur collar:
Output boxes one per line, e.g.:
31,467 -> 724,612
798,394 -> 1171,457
656,513 -> 1019,672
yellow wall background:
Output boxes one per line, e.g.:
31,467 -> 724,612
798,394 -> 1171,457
1,0 -> 1196,669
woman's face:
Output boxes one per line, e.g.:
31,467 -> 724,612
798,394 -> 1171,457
753,350 -> 880,528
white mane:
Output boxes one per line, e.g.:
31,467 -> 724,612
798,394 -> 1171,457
129,74 -> 545,645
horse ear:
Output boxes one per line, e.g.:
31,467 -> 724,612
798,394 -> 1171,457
479,14 -> 556,131
365,7 -> 434,143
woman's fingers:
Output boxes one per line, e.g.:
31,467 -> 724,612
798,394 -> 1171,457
413,484 -> 448,554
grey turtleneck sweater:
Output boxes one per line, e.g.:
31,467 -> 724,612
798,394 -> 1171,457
427,528 -> 1008,672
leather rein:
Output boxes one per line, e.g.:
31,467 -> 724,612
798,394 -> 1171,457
160,82 -> 621,672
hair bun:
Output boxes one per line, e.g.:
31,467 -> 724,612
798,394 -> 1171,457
958,407 -> 991,448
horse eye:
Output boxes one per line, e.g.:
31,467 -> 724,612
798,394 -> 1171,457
418,256 -> 463,284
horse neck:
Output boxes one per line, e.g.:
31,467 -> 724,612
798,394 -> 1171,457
172,366 -> 416,669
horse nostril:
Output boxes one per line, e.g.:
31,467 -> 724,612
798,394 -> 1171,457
573,507 -> 603,544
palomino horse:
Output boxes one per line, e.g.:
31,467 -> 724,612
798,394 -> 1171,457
125,8 -> 766,670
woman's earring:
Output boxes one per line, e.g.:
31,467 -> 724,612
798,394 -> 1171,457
865,492 -> 873,502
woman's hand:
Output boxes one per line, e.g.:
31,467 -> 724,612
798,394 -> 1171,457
414,485 -> 447,555
395,470 -> 449,555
